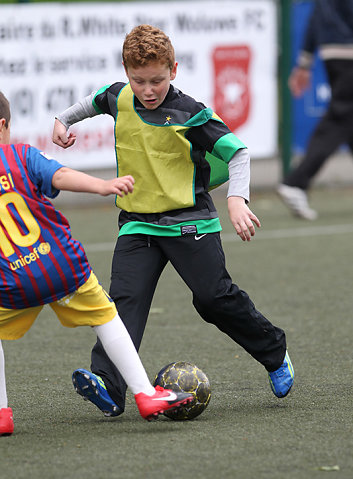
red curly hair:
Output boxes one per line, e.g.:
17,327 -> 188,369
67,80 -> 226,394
122,24 -> 175,71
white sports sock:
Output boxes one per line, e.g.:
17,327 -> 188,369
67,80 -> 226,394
0,340 -> 8,408
93,315 -> 155,396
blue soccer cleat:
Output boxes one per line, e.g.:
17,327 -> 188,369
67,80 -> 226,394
72,368 -> 122,417
268,351 -> 294,398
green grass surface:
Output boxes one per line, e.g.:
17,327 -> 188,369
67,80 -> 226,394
2,186 -> 353,478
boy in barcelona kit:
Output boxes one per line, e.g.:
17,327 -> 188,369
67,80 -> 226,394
0,90 -> 193,436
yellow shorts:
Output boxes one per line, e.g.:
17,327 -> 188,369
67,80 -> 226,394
0,272 -> 117,340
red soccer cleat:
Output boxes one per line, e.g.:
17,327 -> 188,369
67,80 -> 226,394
0,407 -> 14,436
135,385 -> 194,421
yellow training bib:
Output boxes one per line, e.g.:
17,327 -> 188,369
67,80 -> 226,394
114,84 -> 196,213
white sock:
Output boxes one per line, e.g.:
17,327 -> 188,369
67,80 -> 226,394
0,340 -> 8,408
93,315 -> 155,396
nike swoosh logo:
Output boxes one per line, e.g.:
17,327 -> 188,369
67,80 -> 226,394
152,391 -> 178,402
195,234 -> 207,241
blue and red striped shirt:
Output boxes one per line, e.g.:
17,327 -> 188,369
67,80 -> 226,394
0,143 -> 91,309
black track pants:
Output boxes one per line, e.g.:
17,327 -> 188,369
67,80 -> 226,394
91,233 -> 286,410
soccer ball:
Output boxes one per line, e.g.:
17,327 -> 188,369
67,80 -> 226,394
153,361 -> 211,420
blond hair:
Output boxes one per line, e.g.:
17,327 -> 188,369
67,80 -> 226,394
122,24 -> 175,70
0,92 -> 10,128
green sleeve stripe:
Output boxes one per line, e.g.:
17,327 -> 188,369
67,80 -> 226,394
184,107 -> 214,127
205,152 -> 229,189
211,133 -> 247,164
92,84 -> 111,114
118,218 -> 222,237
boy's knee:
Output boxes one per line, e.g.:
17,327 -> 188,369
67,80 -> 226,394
193,286 -> 253,320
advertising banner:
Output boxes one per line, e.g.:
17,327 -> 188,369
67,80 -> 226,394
1,1 -> 277,168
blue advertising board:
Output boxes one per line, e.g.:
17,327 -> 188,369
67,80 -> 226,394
291,1 -> 330,154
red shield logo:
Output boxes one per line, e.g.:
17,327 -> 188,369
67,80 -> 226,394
213,45 -> 251,131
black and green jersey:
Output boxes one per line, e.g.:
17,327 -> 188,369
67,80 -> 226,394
93,82 -> 246,237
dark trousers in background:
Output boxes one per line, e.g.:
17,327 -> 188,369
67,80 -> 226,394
91,233 -> 286,410
285,59 -> 353,190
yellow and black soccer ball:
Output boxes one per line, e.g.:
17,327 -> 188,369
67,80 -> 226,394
153,361 -> 211,420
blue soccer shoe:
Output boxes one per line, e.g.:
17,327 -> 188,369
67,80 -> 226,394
268,351 -> 294,398
72,368 -> 122,417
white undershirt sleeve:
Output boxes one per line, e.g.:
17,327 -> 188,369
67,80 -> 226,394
227,148 -> 250,202
56,92 -> 99,129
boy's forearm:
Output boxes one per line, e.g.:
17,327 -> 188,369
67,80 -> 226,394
52,167 -> 104,194
56,92 -> 98,128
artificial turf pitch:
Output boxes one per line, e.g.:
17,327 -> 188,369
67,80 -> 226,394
1,187 -> 353,478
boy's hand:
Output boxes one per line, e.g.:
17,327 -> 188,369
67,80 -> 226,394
288,66 -> 311,98
99,175 -> 135,197
227,196 -> 261,242
52,119 -> 76,148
